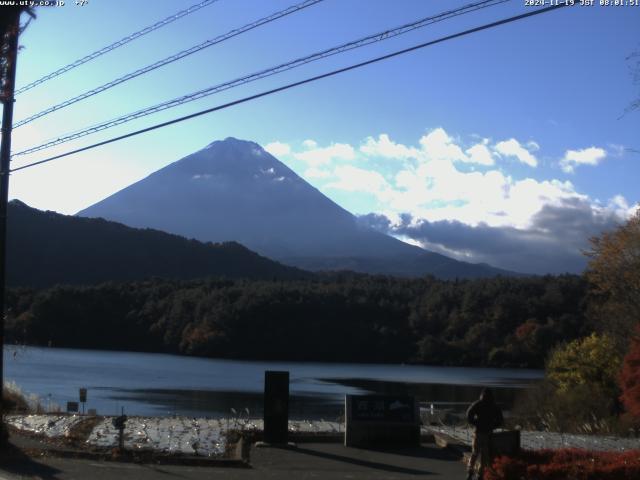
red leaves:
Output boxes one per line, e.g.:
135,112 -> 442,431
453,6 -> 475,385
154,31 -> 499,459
514,320 -> 538,342
484,449 -> 640,480
620,325 -> 640,419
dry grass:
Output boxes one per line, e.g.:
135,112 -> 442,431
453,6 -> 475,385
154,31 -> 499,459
3,381 -> 31,413
2,381 -> 60,414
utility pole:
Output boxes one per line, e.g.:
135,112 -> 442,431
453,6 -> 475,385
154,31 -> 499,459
0,8 -> 22,427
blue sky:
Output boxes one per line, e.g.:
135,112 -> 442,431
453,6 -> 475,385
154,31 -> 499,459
6,0 -> 640,273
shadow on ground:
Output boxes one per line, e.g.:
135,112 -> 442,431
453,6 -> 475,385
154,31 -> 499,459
256,443 -> 466,477
1,444 -> 62,479
366,444 -> 463,461
291,445 -> 435,475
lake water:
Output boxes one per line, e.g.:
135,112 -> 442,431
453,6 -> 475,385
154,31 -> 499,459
4,346 -> 543,418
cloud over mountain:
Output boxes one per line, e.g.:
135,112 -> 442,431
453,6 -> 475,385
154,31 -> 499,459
358,197 -> 627,274
269,128 -> 635,274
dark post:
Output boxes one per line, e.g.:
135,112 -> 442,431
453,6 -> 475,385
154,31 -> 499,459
79,387 -> 87,414
263,371 -> 289,444
112,408 -> 127,452
0,8 -> 21,424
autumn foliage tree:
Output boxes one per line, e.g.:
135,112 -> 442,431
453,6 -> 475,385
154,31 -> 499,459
547,333 -> 622,398
620,325 -> 640,420
585,208 -> 640,350
544,333 -> 623,424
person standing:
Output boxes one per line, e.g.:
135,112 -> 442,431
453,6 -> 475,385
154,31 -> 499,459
466,388 -> 503,480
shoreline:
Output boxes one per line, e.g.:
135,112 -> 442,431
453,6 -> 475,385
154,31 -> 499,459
7,413 -> 640,458
4,343 -> 546,370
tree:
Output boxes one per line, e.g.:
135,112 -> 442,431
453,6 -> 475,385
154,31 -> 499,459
585,209 -> 640,349
547,333 -> 622,401
544,333 -> 623,427
0,7 -> 35,96
620,324 -> 640,420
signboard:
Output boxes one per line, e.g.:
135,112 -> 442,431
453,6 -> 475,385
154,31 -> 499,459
345,395 -> 420,448
79,388 -> 87,403
66,401 -> 79,413
350,396 -> 416,422
263,370 -> 289,444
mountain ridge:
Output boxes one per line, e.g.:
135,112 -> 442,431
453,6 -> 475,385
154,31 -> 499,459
7,199 -> 308,287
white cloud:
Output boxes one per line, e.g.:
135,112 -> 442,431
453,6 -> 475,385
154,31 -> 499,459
360,134 -> 419,159
389,165 -> 589,231
264,141 -> 291,157
304,167 -> 331,179
294,143 -> 355,167
326,165 -> 390,195
494,138 -> 538,167
527,141 -> 541,152
308,130 -> 590,230
419,128 -> 468,162
302,139 -> 318,149
270,130 -> 632,240
560,146 -> 607,173
607,194 -> 638,219
465,143 -> 495,165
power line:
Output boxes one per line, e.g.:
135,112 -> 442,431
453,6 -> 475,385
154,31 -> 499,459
15,0 -> 221,96
10,2 -> 572,174
13,0 -> 324,128
13,0 -> 508,157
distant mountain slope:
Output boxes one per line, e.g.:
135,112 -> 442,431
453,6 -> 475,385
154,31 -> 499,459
78,137 -> 517,278
286,253 -> 518,280
7,200 -> 307,288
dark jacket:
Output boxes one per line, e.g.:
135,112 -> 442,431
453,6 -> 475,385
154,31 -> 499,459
466,398 -> 503,433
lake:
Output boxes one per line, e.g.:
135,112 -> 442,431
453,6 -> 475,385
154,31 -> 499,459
4,346 -> 543,418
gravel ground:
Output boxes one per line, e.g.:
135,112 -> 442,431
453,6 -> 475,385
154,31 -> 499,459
430,425 -> 640,452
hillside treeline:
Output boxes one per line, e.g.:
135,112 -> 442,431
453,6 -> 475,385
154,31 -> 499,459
6,274 -> 590,367
7,200 -> 307,288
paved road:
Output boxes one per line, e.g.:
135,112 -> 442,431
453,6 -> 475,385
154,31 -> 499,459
0,443 -> 466,479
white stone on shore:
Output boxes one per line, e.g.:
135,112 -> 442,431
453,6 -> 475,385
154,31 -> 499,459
87,417 -> 227,456
6,414 -> 344,457
5,414 -> 84,438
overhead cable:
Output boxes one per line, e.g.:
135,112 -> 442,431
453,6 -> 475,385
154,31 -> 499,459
10,2 -> 573,173
13,0 -> 324,128
15,0 -> 222,95
13,0 -> 508,157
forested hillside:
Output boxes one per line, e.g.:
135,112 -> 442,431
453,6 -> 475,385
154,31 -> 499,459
7,200 -> 307,287
6,274 -> 589,367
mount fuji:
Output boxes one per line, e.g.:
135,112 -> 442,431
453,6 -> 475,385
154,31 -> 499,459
78,137 -> 515,278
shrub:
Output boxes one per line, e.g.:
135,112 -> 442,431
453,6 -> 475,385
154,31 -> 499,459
519,333 -> 625,433
485,449 -> 640,480
511,378 -> 623,435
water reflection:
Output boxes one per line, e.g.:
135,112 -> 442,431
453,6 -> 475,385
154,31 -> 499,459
97,388 -> 346,419
5,346 -> 542,417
